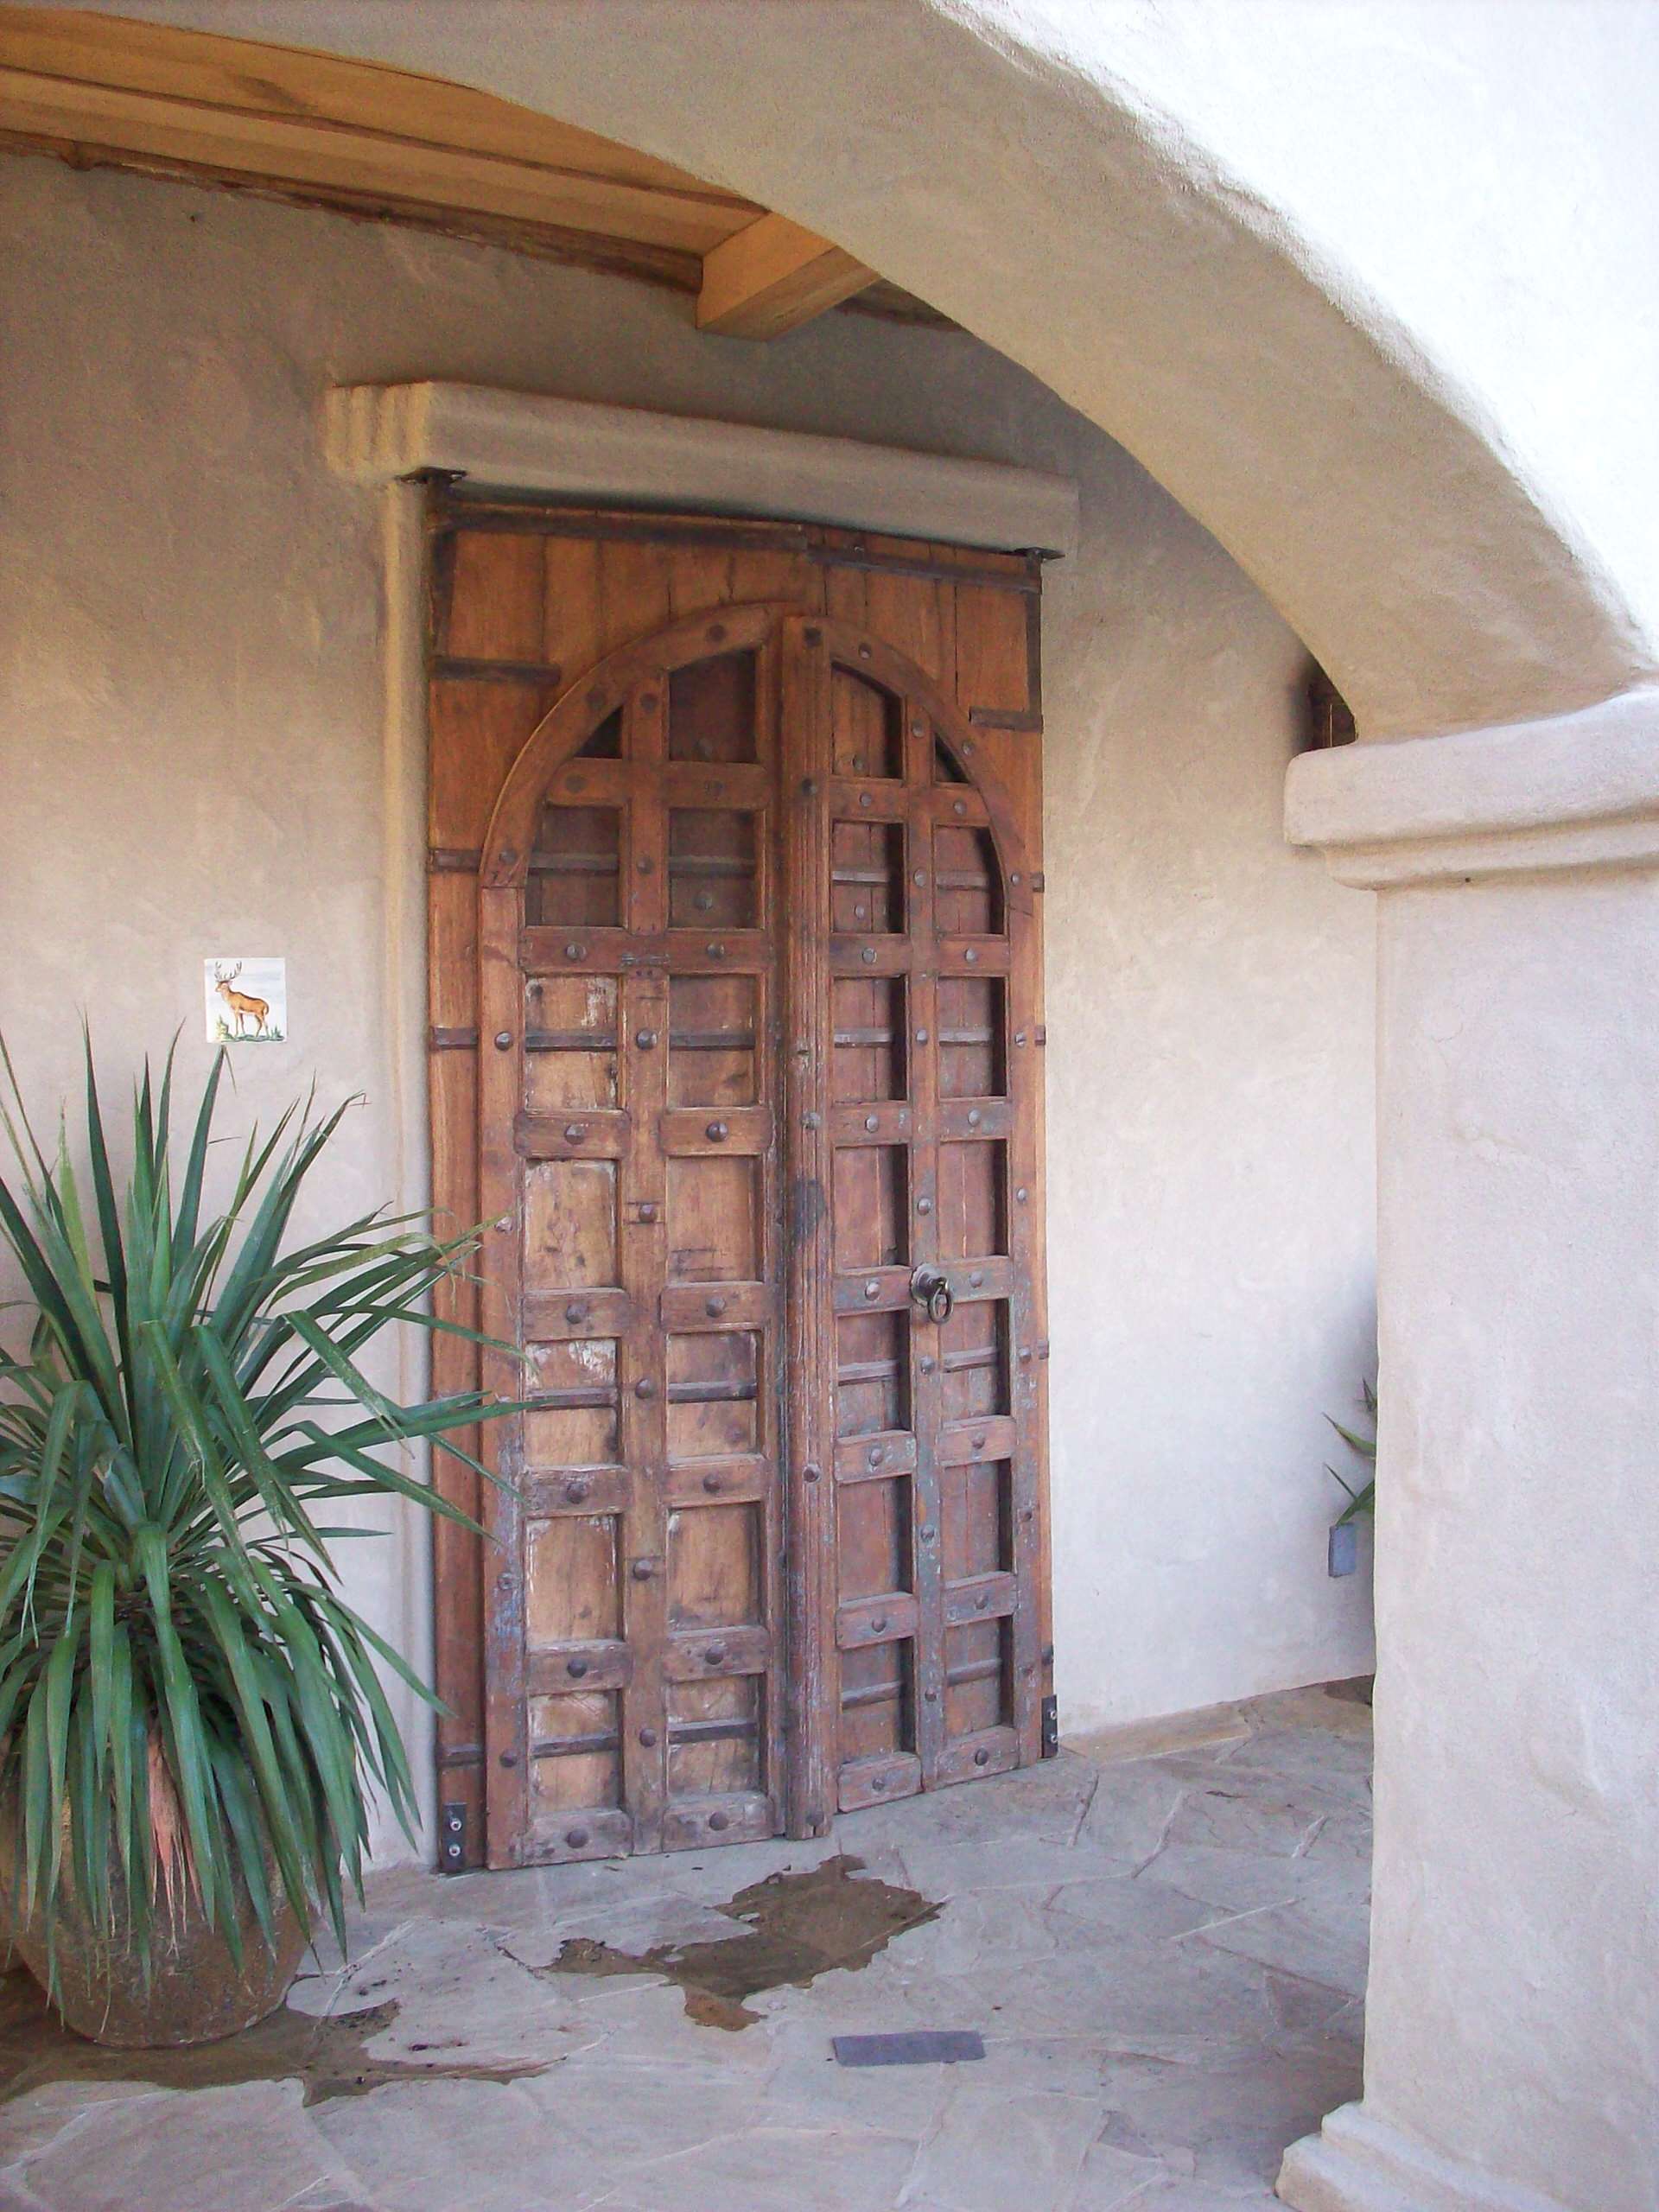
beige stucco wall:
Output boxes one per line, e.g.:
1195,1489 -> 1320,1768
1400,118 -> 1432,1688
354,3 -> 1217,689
0,154 -> 1376,1857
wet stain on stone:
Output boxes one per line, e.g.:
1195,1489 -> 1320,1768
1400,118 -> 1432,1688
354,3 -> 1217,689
0,1968 -> 552,2107
546,1853 -> 938,2029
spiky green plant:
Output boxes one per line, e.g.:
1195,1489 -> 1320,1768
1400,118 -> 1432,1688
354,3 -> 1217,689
0,1037 -> 505,1999
1326,1378 -> 1377,1525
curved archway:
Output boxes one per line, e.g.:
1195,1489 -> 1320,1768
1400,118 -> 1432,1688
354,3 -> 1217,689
50,13 -> 1654,2203
102,0 -> 1656,737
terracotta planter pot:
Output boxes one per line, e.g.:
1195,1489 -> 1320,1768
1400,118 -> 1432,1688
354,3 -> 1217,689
0,1819 -> 309,2047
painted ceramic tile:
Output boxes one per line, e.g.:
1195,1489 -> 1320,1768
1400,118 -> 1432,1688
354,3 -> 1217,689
205,957 -> 287,1044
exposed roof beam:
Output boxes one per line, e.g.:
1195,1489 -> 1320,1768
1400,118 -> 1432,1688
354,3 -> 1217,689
0,7 -> 757,251
0,66 -> 743,251
0,8 -> 918,341
696,211 -> 877,340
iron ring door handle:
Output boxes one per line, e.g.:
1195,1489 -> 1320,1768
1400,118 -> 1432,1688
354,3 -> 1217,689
910,1265 -> 954,1325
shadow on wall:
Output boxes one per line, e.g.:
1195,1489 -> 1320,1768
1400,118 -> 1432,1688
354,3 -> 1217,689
1303,660 -> 1358,753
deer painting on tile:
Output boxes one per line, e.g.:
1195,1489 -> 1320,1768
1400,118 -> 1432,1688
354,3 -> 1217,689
212,961 -> 271,1039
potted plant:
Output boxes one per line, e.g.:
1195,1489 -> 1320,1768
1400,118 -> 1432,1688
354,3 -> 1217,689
1325,1377 -> 1376,1579
0,1039 -> 503,2046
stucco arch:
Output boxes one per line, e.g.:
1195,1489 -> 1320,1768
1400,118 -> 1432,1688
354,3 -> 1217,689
84,0 -> 1657,741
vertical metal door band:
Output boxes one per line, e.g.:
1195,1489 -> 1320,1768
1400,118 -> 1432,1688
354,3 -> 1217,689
477,880 -> 530,1863
781,619 -> 837,1838
755,628 -> 791,1830
1007,885 -> 1046,1766
620,675 -> 670,1850
905,696 -> 949,1785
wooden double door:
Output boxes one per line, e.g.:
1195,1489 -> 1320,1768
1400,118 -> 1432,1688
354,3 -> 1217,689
427,503 -> 1050,1870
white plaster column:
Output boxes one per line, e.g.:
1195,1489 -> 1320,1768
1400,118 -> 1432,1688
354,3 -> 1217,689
1277,692 -> 1659,2212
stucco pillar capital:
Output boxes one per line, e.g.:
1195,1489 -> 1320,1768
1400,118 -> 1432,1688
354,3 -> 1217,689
1286,686 -> 1659,885
1280,774 -> 1659,2210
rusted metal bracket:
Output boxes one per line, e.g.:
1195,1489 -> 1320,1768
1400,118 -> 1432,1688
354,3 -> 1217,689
439,1798 -> 469,1872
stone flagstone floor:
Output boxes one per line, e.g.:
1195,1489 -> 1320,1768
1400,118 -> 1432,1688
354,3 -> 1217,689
0,1684 -> 1370,2212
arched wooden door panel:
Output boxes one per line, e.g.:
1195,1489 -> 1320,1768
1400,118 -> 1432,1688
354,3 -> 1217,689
466,601 -> 1046,1870
779,619 -> 1046,1833
476,607 -> 791,1867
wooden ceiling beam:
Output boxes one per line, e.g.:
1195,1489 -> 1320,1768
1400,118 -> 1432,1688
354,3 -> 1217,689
0,7 -> 758,253
0,9 -> 926,339
696,212 -> 877,340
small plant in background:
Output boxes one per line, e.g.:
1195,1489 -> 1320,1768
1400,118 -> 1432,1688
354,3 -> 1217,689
1325,1378 -> 1376,1578
0,1035 -> 508,2041
1327,1378 -> 1376,1522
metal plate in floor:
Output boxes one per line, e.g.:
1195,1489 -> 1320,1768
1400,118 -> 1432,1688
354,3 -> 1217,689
831,2031 -> 985,2067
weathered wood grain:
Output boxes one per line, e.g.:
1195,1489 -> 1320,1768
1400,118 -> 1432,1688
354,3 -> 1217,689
433,505 -> 1046,1866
